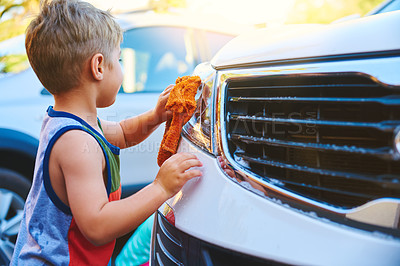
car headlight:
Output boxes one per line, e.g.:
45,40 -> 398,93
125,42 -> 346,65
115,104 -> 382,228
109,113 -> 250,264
182,62 -> 216,154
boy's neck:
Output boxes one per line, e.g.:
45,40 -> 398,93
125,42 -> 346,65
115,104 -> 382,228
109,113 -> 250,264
53,87 -> 99,130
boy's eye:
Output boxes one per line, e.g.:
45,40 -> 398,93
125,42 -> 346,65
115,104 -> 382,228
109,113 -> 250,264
119,58 -> 122,62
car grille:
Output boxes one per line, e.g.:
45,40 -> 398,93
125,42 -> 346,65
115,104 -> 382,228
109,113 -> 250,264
225,73 -> 400,209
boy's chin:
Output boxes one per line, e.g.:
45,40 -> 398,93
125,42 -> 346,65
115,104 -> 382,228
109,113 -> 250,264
97,98 -> 116,108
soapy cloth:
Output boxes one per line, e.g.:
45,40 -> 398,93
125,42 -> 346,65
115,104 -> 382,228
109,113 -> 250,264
157,75 -> 201,166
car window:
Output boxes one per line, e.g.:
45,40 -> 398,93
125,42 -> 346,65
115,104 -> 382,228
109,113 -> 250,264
120,26 -> 195,93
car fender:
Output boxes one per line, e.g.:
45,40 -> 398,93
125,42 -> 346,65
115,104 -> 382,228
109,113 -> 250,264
0,128 -> 39,158
0,128 -> 38,179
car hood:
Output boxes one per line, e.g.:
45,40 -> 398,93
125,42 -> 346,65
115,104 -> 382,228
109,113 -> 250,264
211,10 -> 400,69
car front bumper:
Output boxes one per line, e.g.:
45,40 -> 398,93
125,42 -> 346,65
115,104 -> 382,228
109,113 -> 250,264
151,136 -> 400,265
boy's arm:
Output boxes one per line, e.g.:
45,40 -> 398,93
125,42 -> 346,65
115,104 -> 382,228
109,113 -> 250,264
53,130 -> 201,246
100,85 -> 173,148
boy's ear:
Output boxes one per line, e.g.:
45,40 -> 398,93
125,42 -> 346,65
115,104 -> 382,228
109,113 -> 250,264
90,53 -> 105,81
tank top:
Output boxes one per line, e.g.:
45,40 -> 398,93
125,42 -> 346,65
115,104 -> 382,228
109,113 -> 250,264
11,106 -> 121,265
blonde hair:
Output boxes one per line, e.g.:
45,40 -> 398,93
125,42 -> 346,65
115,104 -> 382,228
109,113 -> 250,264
25,0 -> 123,95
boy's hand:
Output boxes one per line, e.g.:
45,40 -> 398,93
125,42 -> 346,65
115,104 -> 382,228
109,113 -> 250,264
153,84 -> 174,124
154,153 -> 203,199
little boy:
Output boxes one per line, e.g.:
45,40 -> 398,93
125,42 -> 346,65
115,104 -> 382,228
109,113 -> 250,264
11,0 -> 202,265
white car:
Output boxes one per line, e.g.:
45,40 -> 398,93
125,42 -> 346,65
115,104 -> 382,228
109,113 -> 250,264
151,5 -> 400,266
0,10 -> 248,264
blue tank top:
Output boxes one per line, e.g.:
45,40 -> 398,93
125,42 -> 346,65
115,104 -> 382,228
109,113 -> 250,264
11,106 -> 121,265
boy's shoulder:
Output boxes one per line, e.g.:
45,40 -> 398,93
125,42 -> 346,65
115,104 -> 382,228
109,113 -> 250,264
50,129 -> 104,167
39,113 -> 105,170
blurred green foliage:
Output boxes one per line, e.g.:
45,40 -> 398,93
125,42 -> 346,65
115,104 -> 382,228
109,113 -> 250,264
0,54 -> 28,72
0,0 -> 38,74
0,0 -> 39,42
287,0 -> 385,24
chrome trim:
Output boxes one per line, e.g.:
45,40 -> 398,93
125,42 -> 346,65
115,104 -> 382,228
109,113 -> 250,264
155,253 -> 164,266
230,133 -> 395,160
158,216 -> 182,248
214,55 -> 400,232
229,114 -> 399,131
156,233 -> 183,265
213,49 -> 400,71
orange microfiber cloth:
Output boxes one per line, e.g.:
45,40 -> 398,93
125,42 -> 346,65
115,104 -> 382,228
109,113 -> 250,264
157,75 -> 201,166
